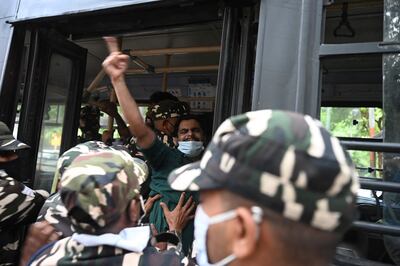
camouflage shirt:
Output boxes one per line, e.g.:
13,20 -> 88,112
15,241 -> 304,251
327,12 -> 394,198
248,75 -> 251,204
30,236 -> 195,266
0,170 -> 47,266
36,192 -> 73,237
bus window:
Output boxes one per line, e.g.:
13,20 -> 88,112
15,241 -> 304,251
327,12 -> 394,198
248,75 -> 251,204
34,54 -> 72,191
321,0 -> 400,264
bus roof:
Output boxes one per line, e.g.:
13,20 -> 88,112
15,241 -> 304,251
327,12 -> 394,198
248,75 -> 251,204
10,0 -> 162,23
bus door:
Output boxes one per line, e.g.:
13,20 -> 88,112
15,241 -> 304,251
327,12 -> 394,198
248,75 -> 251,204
16,28 -> 87,190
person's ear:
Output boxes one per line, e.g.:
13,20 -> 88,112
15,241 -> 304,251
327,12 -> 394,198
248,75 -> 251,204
231,207 -> 259,259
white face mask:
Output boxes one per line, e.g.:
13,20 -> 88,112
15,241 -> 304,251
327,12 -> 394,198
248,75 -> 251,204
194,205 -> 263,266
194,206 -> 237,266
178,141 -> 204,157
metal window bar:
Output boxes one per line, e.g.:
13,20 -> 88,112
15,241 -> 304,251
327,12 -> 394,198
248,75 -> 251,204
359,177 -> 400,193
352,221 -> 400,237
339,140 -> 400,235
352,178 -> 400,236
340,140 -> 400,153
320,42 -> 400,57
339,137 -> 382,143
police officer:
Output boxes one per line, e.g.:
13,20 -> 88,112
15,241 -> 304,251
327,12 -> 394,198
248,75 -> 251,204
0,121 -> 48,266
146,99 -> 189,148
168,110 -> 360,266
19,141 -> 149,265
29,149 -> 193,265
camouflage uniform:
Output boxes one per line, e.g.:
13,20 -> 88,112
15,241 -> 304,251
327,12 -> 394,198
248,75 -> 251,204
0,171 -> 48,266
169,110 -> 359,233
41,141 -> 148,237
31,151 -> 191,266
0,122 -> 48,265
146,100 -> 189,148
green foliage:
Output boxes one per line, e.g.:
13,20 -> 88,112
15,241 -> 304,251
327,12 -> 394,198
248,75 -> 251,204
41,105 -> 65,150
320,107 -> 383,177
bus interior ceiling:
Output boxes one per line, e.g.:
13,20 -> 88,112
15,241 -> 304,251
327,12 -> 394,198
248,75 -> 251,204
77,22 -> 221,100
51,22 -> 223,138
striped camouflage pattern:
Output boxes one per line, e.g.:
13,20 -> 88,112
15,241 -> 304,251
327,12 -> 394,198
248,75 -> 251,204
0,170 -> 47,265
169,110 -> 359,232
146,100 -> 189,121
37,193 -> 73,236
30,236 -> 194,266
0,122 -> 30,151
60,150 -> 140,234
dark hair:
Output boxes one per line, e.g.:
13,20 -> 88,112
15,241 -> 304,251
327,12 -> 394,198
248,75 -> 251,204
149,91 -> 179,104
175,115 -> 204,136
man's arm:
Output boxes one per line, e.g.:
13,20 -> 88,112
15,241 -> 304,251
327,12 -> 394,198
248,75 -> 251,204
96,101 -> 131,140
102,37 -> 155,148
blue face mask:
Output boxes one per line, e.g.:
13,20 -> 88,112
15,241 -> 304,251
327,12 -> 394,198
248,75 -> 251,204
178,141 -> 204,157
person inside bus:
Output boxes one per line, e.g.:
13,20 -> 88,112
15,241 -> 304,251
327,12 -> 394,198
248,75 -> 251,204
168,110 -> 360,266
28,149 -> 194,265
78,103 -> 131,145
146,91 -> 178,132
0,121 -> 48,265
102,37 -> 205,255
78,105 -> 102,142
145,99 -> 190,148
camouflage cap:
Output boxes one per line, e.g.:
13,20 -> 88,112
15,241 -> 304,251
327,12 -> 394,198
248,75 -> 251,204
0,122 -> 30,151
168,110 -> 359,232
52,141 -> 148,191
43,141 -> 148,235
60,150 -> 141,234
146,100 -> 189,121
52,141 -> 111,190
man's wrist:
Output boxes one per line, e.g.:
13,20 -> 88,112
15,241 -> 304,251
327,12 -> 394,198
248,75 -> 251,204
111,76 -> 126,85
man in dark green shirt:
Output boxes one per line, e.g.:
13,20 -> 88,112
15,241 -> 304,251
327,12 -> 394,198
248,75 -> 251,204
102,37 -> 205,255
